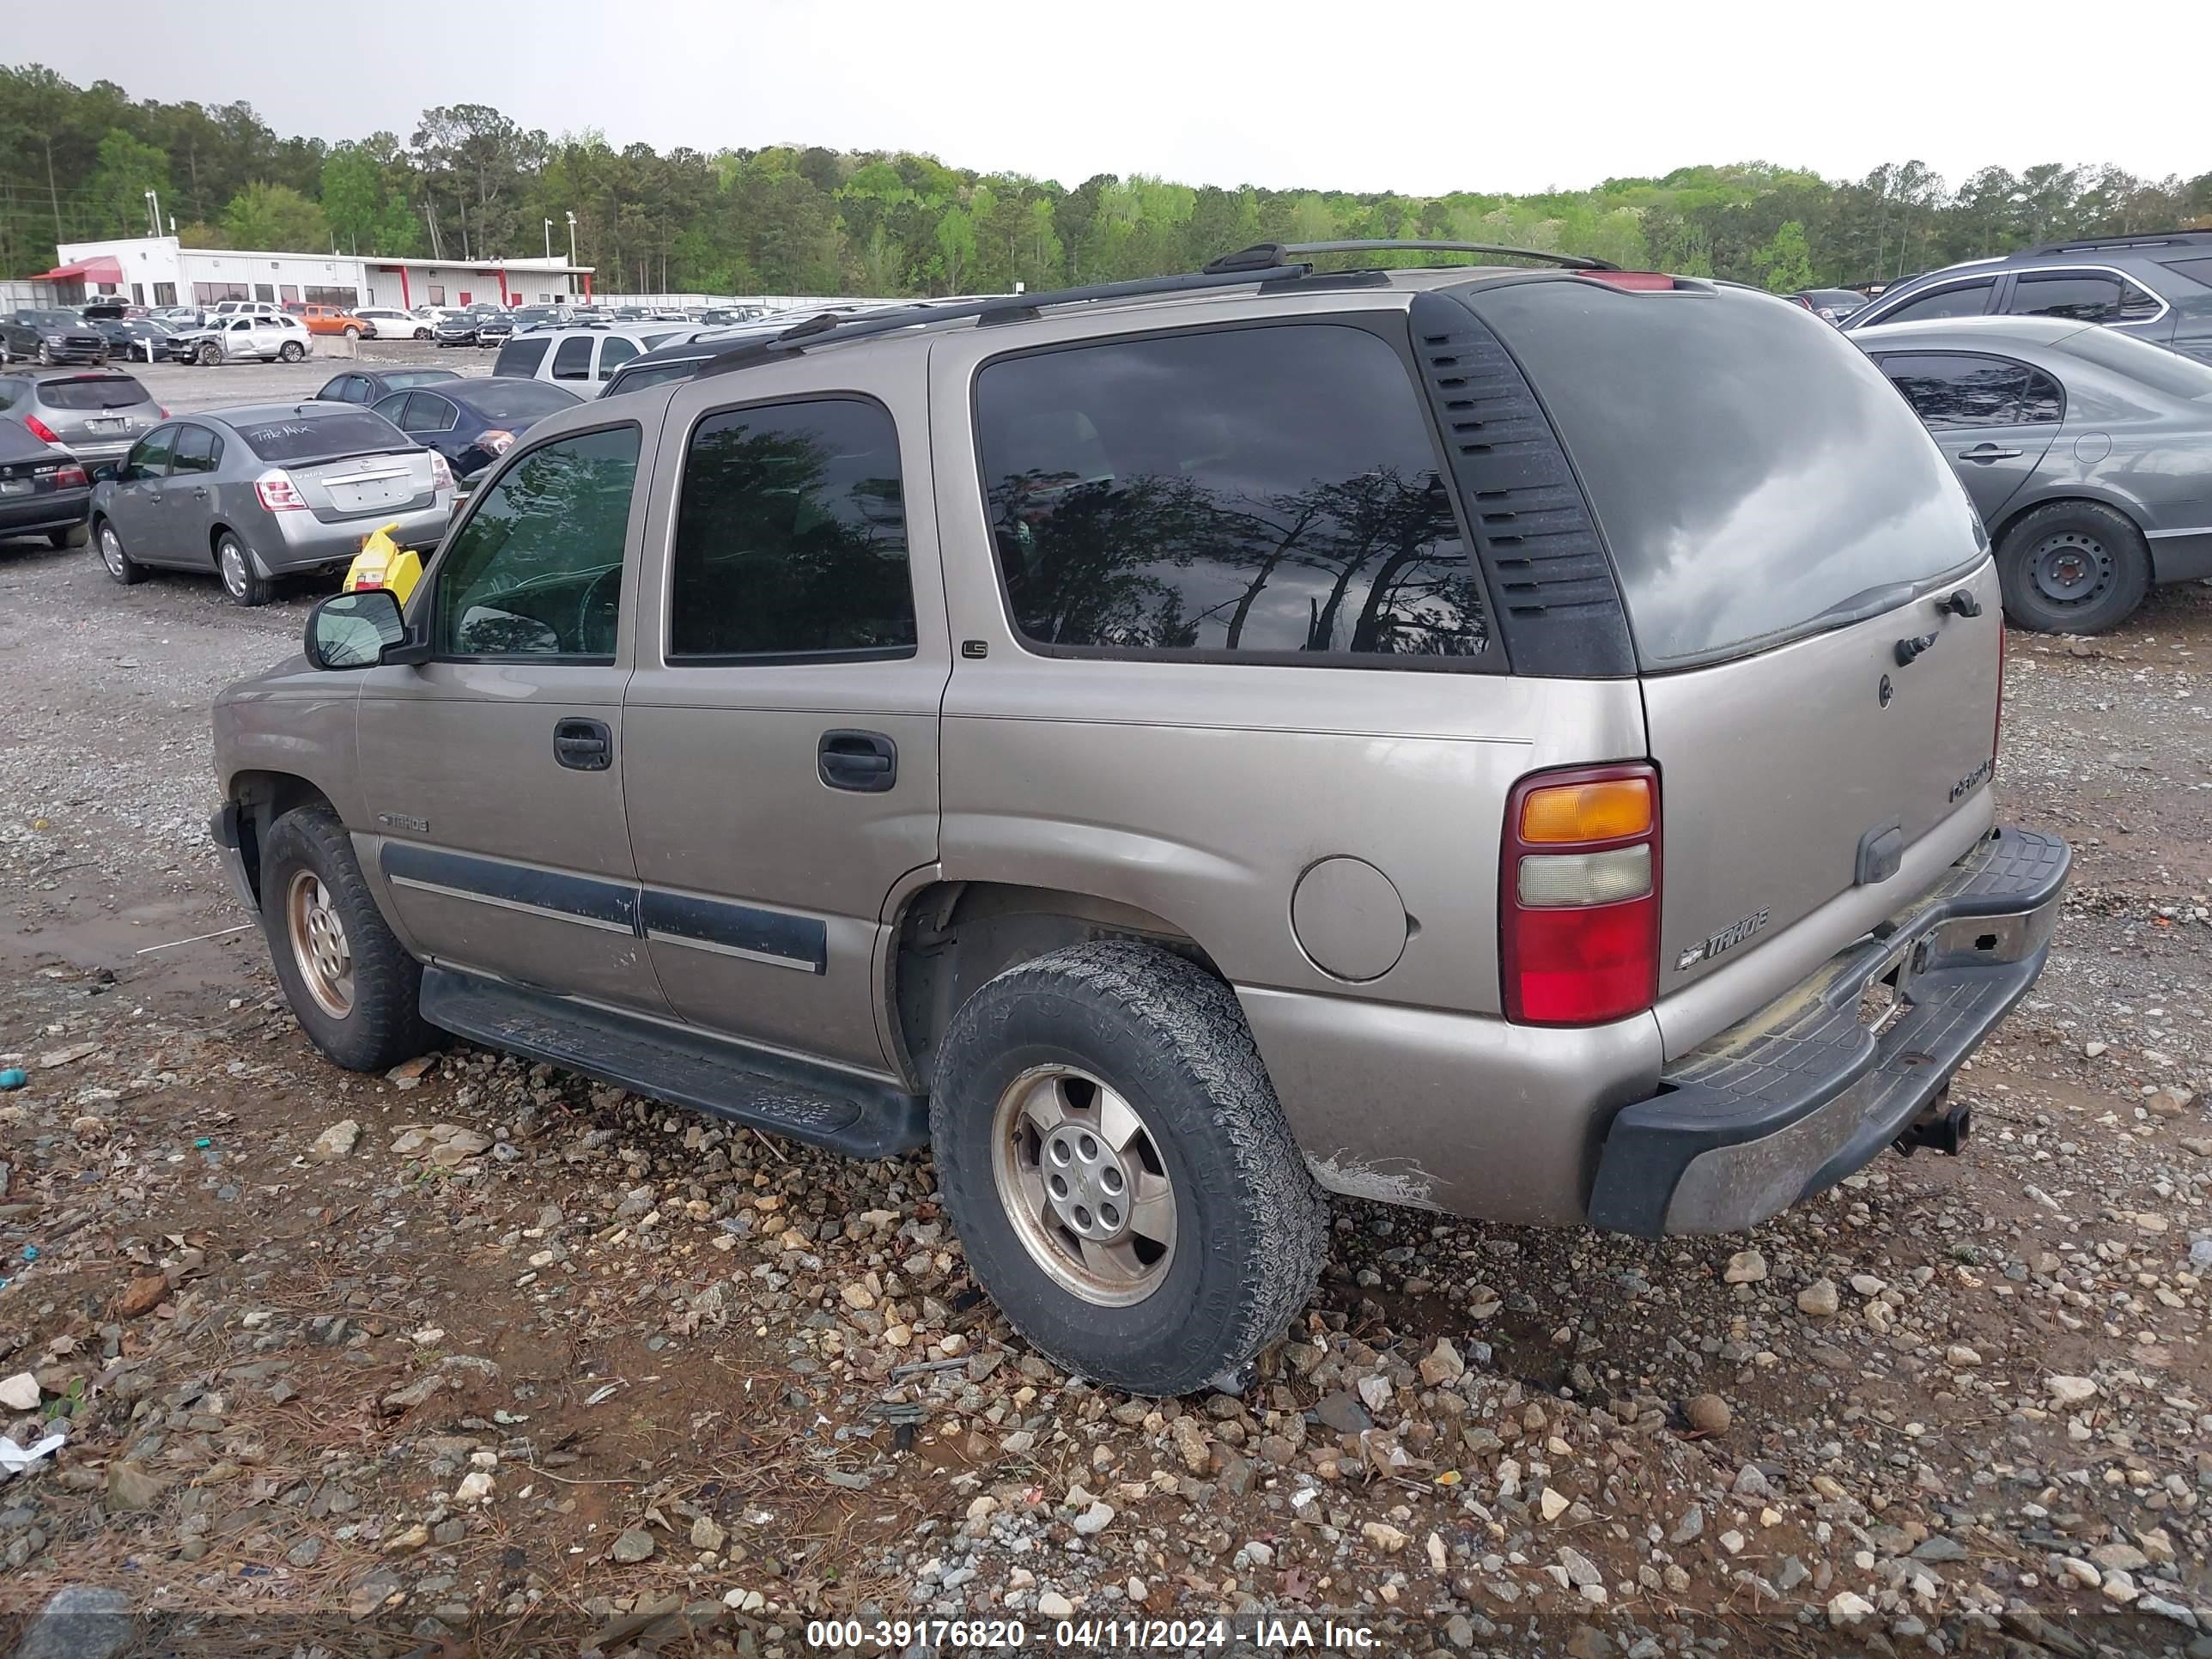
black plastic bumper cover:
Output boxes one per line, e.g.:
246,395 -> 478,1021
1588,825 -> 2069,1237
210,804 -> 258,914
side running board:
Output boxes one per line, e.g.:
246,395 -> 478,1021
418,966 -> 928,1158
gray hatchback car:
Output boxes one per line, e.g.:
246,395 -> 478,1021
210,243 -> 2069,1394
1854,315 -> 2212,633
93,404 -> 454,605
0,369 -> 165,475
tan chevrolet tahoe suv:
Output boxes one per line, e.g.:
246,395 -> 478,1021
211,242 -> 2069,1395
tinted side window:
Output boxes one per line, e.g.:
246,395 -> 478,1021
170,425 -> 219,473
434,428 -> 641,659
551,337 -> 593,380
599,337 -> 639,375
670,398 -> 914,659
493,337 -> 551,378
1879,353 -> 2063,428
2007,271 -> 2133,323
126,426 -> 175,478
975,325 -> 1485,659
1877,279 -> 1996,325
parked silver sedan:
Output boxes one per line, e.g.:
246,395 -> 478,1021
89,404 -> 454,605
1853,314 -> 2212,633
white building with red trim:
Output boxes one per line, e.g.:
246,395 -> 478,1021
42,236 -> 592,311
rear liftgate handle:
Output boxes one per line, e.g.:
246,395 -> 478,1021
818,729 -> 897,793
553,717 -> 611,771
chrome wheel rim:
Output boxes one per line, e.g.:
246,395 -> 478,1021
99,524 -> 125,580
2030,532 -> 2113,606
990,1065 -> 1176,1307
286,869 -> 353,1018
219,540 -> 248,598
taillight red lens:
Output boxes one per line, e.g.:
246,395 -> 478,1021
23,415 -> 58,444
1502,763 -> 1661,1027
55,464 -> 87,488
254,471 -> 308,511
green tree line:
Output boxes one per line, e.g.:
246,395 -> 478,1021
4,64 -> 2207,297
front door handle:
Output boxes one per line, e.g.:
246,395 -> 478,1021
553,717 -> 612,771
192,487 -> 209,500
1958,444 -> 2023,462
819,729 -> 897,793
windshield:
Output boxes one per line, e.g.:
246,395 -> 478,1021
2056,325 -> 2212,402
19,311 -> 78,329
36,375 -> 150,410
235,410 -> 411,463
1470,281 -> 1981,671
465,381 -> 582,421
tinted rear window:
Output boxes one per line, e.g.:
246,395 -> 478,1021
1470,283 -> 1980,671
492,338 -> 550,377
604,360 -> 705,397
234,410 -> 409,463
2052,325 -> 2212,401
37,375 -> 149,410
381,370 -> 461,390
465,381 -> 581,422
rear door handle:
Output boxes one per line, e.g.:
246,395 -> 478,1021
819,729 -> 896,793
553,717 -> 612,771
1958,444 -> 2023,462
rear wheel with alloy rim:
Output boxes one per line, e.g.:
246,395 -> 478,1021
216,532 -> 270,606
930,939 -> 1328,1395
278,340 -> 305,362
1996,500 -> 2150,635
96,520 -> 143,584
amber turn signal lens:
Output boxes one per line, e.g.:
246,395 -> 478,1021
1519,777 -> 1653,844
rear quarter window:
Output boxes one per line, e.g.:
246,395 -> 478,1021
492,337 -> 550,378
974,323 -> 1491,663
1468,282 -> 1981,670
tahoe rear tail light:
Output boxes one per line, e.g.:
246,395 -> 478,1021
22,415 -> 59,444
1501,763 -> 1661,1026
254,470 -> 308,511
1993,624 -> 2006,772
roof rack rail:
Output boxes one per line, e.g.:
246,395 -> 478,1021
696,260 -> 1309,380
1207,239 -> 1618,273
2026,228 -> 2212,255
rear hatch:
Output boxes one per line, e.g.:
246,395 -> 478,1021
231,410 -> 437,523
33,374 -> 157,446
1467,279 -> 2003,1049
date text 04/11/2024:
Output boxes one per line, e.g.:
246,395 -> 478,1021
801,1618 -> 1380,1650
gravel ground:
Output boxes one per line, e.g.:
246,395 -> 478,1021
0,535 -> 2209,1658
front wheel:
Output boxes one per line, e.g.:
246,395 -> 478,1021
1996,501 -> 2151,635
259,803 -> 433,1072
95,519 -> 143,584
36,343 -> 53,366
341,325 -> 360,340
929,940 -> 1328,1395
278,340 -> 305,362
216,532 -> 271,606
196,342 -> 221,367
413,327 -> 431,341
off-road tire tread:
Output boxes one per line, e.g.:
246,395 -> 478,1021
931,939 -> 1328,1395
260,804 -> 433,1073
1996,500 -> 2150,635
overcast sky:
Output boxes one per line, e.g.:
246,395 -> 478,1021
34,1 -> 2209,198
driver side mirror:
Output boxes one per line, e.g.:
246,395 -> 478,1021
305,588 -> 427,671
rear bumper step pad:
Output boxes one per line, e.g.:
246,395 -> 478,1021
1588,824 -> 2069,1237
